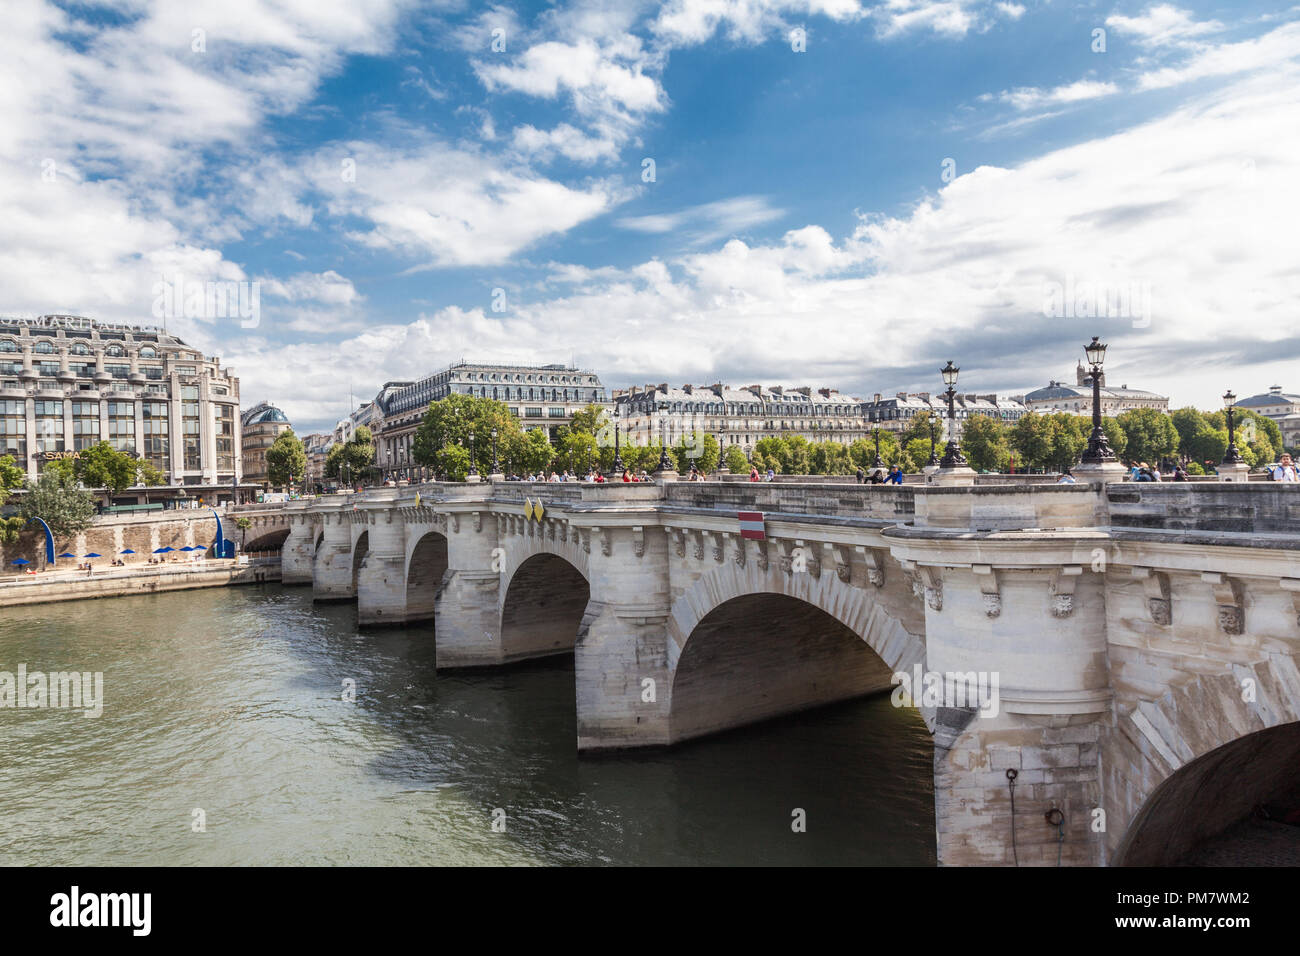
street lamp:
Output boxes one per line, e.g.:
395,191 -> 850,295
467,429 -> 478,477
656,411 -> 674,472
1222,390 -> 1245,464
928,416 -> 939,467
610,404 -> 624,476
939,360 -> 969,468
490,427 -> 500,474
1078,337 -> 1117,464
872,427 -> 884,468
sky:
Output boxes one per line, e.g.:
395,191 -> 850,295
2,0 -> 1297,433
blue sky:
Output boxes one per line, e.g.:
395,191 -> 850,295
3,0 -> 1298,431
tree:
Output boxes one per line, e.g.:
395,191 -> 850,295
555,429 -> 599,474
18,470 -> 96,541
506,428 -> 554,475
0,454 -> 24,500
809,441 -> 852,475
959,415 -> 1010,473
723,446 -> 749,473
235,516 -> 251,549
436,444 -> 471,482
265,429 -> 307,488
672,433 -> 720,473
326,425 -> 376,485
901,410 -> 943,449
75,442 -> 139,500
412,394 -> 520,477
1115,408 -> 1179,466
1100,417 -> 1128,463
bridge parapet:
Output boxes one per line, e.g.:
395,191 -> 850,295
1107,482 -> 1300,536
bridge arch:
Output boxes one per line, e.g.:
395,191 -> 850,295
1111,664 -> 1300,865
351,530 -> 369,593
405,529 -> 449,624
665,561 -> 927,744
244,527 -> 290,553
498,536 -> 591,662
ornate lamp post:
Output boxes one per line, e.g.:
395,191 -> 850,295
467,429 -> 478,479
939,360 -> 969,468
928,417 -> 939,467
1079,337 -> 1117,465
490,426 -> 501,479
872,427 -> 884,468
610,404 -> 624,476
1222,390 -> 1245,465
655,410 -> 675,474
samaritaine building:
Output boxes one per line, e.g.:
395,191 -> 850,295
0,314 -> 244,504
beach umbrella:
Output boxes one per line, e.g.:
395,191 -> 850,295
83,552 -> 102,558
58,552 -> 76,558
152,547 -> 174,554
120,549 -> 135,554
11,558 -> 30,566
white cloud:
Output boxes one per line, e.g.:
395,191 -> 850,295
1105,4 -> 1224,47
617,196 -> 786,244
313,139 -> 627,267
995,2 -> 1025,19
1134,21 -> 1300,90
511,123 -> 622,163
997,79 -> 1120,110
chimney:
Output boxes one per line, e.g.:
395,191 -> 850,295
874,393 -> 882,403
917,392 -> 930,402
659,382 -> 668,392
682,384 -> 692,394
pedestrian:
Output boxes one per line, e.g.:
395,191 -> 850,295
887,465 -> 903,485
1057,467 -> 1076,484
749,466 -> 761,482
855,466 -> 865,484
765,468 -> 775,482
1270,453 -> 1298,481
868,469 -> 885,484
1173,465 -> 1188,482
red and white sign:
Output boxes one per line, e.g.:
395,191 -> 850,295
738,511 -> 765,540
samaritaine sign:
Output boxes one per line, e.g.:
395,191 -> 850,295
0,314 -> 162,335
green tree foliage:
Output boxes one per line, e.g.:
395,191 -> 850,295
505,428 -> 555,475
554,429 -> 599,474
1010,413 -> 1089,471
1115,407 -> 1179,465
326,425 -> 376,484
265,429 -> 307,487
723,446 -> 749,473
74,441 -> 143,498
958,415 -> 1009,472
671,433 -> 720,474
18,470 -> 96,540
809,441 -> 852,475
412,394 -> 518,477
436,444 -> 471,482
0,454 -> 24,501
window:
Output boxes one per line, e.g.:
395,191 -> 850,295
37,361 -> 59,377
0,400 -> 25,462
73,400 -> 99,450
108,401 -> 134,453
525,407 -> 542,418
214,404 -> 234,472
105,344 -> 124,357
33,340 -> 54,354
143,401 -> 168,471
35,400 -> 64,454
0,340 -> 17,352
182,386 -> 201,470
175,365 -> 196,376
106,364 -> 129,379
547,407 -> 566,418
139,346 -> 157,358
71,343 -> 89,355
144,366 -> 164,380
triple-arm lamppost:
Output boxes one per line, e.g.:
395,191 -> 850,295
871,427 -> 884,469
939,360 -> 969,468
656,410 -> 674,472
610,404 -> 623,475
490,427 -> 500,475
927,416 -> 939,467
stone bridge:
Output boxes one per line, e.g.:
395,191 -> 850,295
275,480 -> 1300,867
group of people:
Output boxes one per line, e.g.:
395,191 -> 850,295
857,466 -> 905,485
505,469 -> 655,483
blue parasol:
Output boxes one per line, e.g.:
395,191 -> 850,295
152,547 -> 174,554
59,552 -> 77,558
120,549 -> 136,554
12,558 -> 30,566
83,552 -> 102,558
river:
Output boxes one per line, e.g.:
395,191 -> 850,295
0,585 -> 935,865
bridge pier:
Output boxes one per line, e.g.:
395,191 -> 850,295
356,510 -> 409,626
280,516 -> 316,585
433,510 -> 504,667
312,511 -> 356,602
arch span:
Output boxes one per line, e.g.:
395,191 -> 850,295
1110,662 -> 1300,866
351,530 -> 369,593
499,552 -> 590,662
405,531 -> 448,624
666,562 -> 927,745
244,528 -> 290,552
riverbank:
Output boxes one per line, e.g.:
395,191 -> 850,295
0,558 -> 280,607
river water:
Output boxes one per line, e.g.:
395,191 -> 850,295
0,585 -> 935,865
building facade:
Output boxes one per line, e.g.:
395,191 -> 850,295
1236,386 -> 1300,450
372,362 -> 608,481
0,314 -> 243,503
302,432 -> 332,491
240,401 -> 292,487
1020,363 -> 1169,417
614,383 -> 871,455
862,391 -> 1029,436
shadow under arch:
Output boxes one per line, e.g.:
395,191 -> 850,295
245,528 -> 290,552
351,530 -> 369,593
499,552 -> 590,663
664,562 -> 927,746
405,530 -> 449,624
1115,720 -> 1300,866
